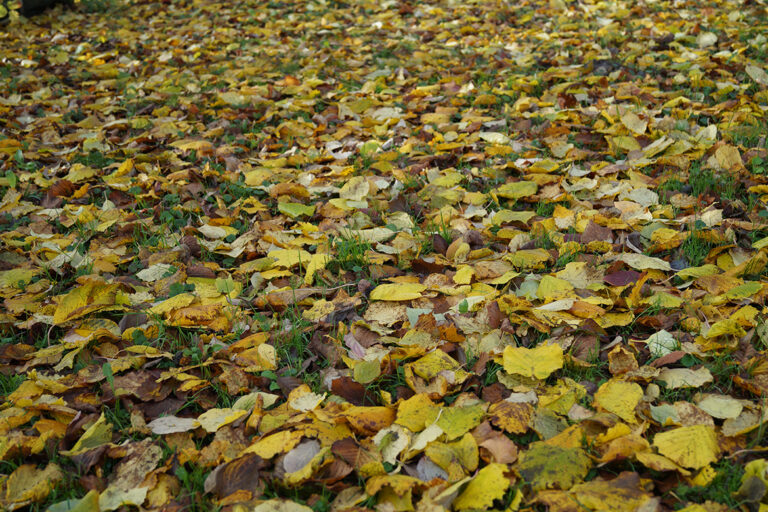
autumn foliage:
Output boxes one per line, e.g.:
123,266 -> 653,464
2,0 -> 768,510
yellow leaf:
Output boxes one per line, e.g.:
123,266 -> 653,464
365,474 -> 420,497
0,268 -> 39,289
353,359 -> 382,384
252,500 -> 313,512
453,265 -> 474,285
99,487 -> 148,512
478,132 -> 509,144
657,367 -> 713,389
234,343 -> 277,371
536,276 -> 574,301
1,463 -> 63,510
705,318 -> 747,339
495,181 -> 538,199
287,386 -> 326,412
283,443 -> 332,485
565,471 -> 653,511
277,202 -> 315,219
746,64 -> 768,85
593,379 -> 643,423
503,344 -> 564,379
303,253 -> 330,285
618,253 -> 671,271
49,490 -> 100,512
695,394 -> 743,419
715,145 -> 745,171
620,110 -> 648,135
302,299 -> 335,322
61,413 -> 112,456
404,350 -> 469,398
268,249 -> 313,269
169,139 -> 214,153
453,463 -> 510,510
147,416 -> 200,435
395,394 -> 440,432
167,303 -> 230,331
196,408 -> 248,433
53,282 -> 120,325
370,282 -> 426,301
506,249 -> 551,270
653,425 -> 719,469
636,452 -> 690,475
339,176 -> 370,201
147,293 -> 195,315
436,405 -> 485,440
241,430 -> 304,459
488,401 -> 534,434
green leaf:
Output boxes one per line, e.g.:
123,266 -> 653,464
5,171 -> 17,189
102,363 -> 114,392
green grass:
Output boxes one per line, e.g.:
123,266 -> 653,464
535,201 -> 556,217
679,230 -> 713,267
689,162 -> 739,200
275,304 -> 314,375
175,463 -> 220,512
326,233 -> 371,276
0,372 -> 25,395
671,459 -> 744,508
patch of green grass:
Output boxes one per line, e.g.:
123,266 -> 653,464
0,372 -> 25,395
71,150 -> 117,169
364,364 -> 407,404
175,463 -> 220,512
671,459 -> 744,508
656,384 -> 696,404
327,233 -> 371,275
275,304 -> 313,373
562,354 -> 609,390
483,360 -> 503,386
535,201 -> 555,217
679,230 -> 713,267
533,231 -> 557,250
728,121 -> 768,149
555,248 -> 580,269
688,162 -> 739,200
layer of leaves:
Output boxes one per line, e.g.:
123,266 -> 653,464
2,0 -> 768,510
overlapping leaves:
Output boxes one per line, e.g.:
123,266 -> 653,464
1,0 -> 768,510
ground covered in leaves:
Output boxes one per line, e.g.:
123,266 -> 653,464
2,0 -> 768,510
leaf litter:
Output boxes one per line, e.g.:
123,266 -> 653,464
1,0 -> 768,510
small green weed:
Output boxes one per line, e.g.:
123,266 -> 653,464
750,155 -> 768,175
